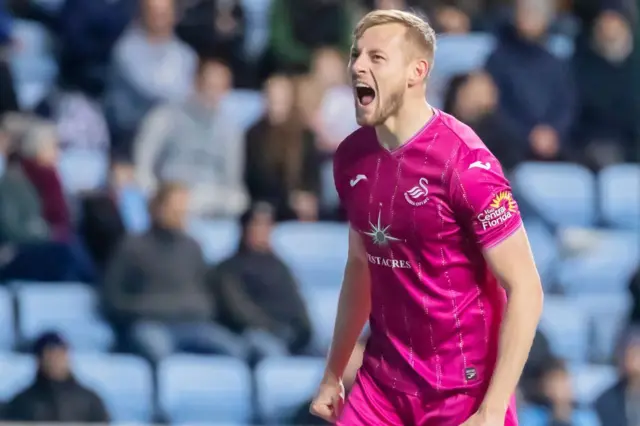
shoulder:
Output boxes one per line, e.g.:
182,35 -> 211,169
436,112 -> 496,166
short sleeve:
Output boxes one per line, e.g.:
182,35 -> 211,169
449,149 -> 522,250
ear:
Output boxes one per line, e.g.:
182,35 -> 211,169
407,59 -> 430,87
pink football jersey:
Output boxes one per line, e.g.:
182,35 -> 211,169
333,109 -> 523,397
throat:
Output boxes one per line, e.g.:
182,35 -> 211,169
376,105 -> 436,151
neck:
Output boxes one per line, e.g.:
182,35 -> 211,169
375,97 -> 434,151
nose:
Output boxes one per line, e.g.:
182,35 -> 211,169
350,54 -> 367,78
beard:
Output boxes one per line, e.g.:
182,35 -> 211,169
358,83 -> 405,126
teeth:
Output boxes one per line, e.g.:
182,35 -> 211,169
355,83 -> 371,89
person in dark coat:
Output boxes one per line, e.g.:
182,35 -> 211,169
2,332 -> 110,423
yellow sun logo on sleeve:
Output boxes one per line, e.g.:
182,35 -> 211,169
490,191 -> 517,213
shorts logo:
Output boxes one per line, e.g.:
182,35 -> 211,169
477,191 -> 518,231
404,178 -> 429,206
464,367 -> 477,381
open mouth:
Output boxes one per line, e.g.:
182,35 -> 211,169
355,83 -> 376,106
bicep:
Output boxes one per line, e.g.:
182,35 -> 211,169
483,227 -> 541,293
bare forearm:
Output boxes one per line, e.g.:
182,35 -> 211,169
324,260 -> 371,382
483,285 -> 543,411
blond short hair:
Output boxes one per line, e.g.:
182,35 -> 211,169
354,9 -> 437,62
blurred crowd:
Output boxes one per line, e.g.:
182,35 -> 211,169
0,0 -> 638,424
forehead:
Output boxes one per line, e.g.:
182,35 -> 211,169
355,23 -> 408,52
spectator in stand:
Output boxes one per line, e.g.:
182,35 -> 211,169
572,10 -> 637,168
443,72 -> 526,170
35,76 -> 110,155
529,358 -> 584,426
2,332 -> 109,423
208,203 -> 314,357
104,0 -> 196,156
134,56 -> 247,218
245,75 -> 321,222
18,121 -> 70,239
305,47 -> 358,155
176,0 -> 252,87
485,0 -> 576,162
0,121 -> 95,282
263,0 -> 352,76
596,327 -> 640,426
79,159 -> 146,273
519,329 -> 555,403
104,182 -> 247,362
57,0 -> 136,95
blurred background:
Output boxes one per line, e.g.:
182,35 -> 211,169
0,0 -> 638,425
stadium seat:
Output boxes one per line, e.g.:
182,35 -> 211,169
118,186 -> 150,234
158,355 -> 253,424
241,0 -> 273,58
255,357 -> 325,424
558,230 -> 639,294
523,220 -> 559,288
429,33 -> 497,108
513,162 -> 597,227
222,89 -> 265,131
519,406 -> 600,426
9,20 -> 58,109
570,364 -> 618,406
574,293 -> 632,362
547,34 -> 575,59
0,287 -> 15,350
72,354 -> 153,422
271,222 -> 349,289
186,218 -> 240,263
58,150 -> 109,194
0,353 -> 36,402
14,282 -> 115,351
539,297 -> 589,364
320,159 -> 340,211
599,164 -> 640,229
302,286 -> 341,351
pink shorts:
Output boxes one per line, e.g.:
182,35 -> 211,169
337,369 -> 518,426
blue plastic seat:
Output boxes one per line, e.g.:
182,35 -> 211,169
558,230 -> 639,294
513,162 -> 597,227
58,150 -> 109,194
14,282 -> 114,351
72,354 -> 153,422
186,218 -> 240,263
570,364 -> 618,406
539,297 -> 589,364
158,355 -> 253,424
599,164 -> 640,229
255,357 -> 325,424
9,20 -> 58,109
302,286 -> 340,351
547,34 -> 575,59
0,354 -> 36,402
221,89 -> 265,131
118,186 -> 150,234
271,222 -> 348,288
519,406 -> 600,426
429,33 -> 497,108
574,293 -> 632,362
523,220 -> 559,289
0,287 -> 15,350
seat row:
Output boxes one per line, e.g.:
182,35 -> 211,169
0,353 -> 619,425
